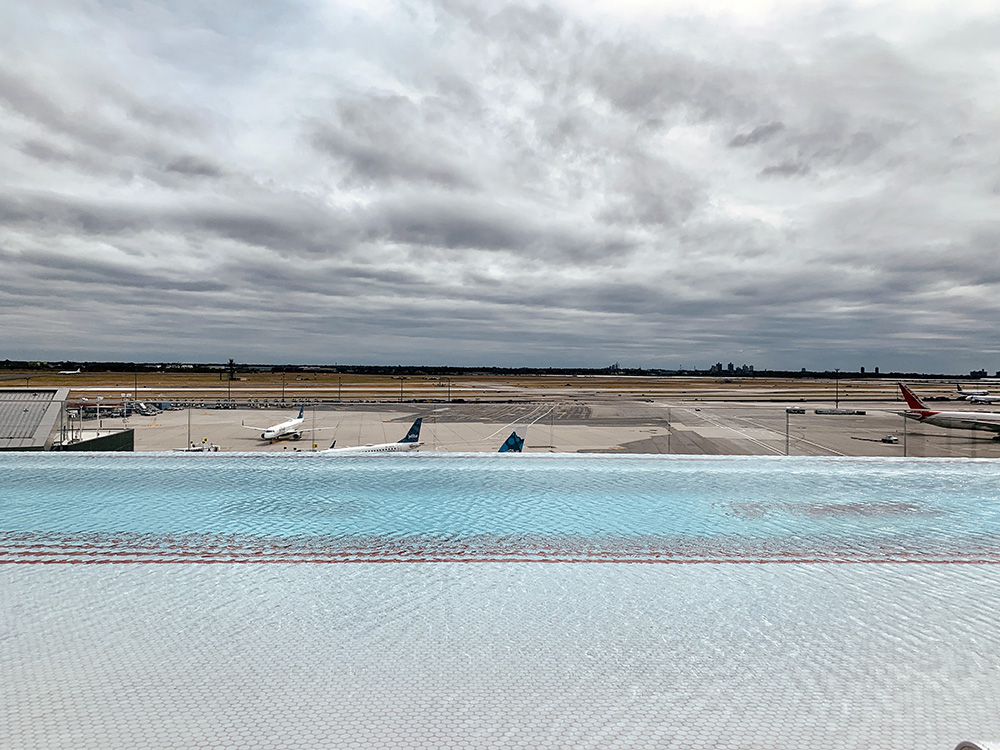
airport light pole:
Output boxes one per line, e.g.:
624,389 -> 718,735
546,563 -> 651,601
281,370 -> 285,404
834,368 -> 840,409
785,408 -> 790,456
666,407 -> 671,454
446,378 -> 451,402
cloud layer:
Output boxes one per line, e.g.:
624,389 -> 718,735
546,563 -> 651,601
2,0 -> 999,371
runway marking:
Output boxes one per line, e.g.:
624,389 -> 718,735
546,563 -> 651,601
675,407 -> 785,455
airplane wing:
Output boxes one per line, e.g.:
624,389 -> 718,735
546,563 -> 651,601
241,422 -> 270,431
240,424 -> 336,433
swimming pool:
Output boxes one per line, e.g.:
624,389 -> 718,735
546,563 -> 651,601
4,454 -> 1000,748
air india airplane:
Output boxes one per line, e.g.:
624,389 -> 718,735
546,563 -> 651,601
899,383 -> 1000,435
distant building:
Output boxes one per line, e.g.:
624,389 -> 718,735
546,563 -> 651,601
0,388 -> 68,450
971,369 -> 988,378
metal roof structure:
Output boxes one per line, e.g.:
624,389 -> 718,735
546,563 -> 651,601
0,388 -> 69,450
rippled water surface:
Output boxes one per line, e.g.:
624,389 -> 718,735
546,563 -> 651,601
3,453 -> 1000,562
5,454 -> 1000,749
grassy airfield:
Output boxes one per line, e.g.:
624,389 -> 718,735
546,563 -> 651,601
6,369 -> 956,404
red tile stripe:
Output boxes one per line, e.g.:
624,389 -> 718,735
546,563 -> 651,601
2,531 -> 998,564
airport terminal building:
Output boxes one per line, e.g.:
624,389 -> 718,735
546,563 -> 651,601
0,388 -> 132,451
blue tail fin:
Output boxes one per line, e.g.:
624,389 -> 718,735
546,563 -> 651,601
296,405 -> 305,419
399,418 -> 422,443
498,431 -> 524,452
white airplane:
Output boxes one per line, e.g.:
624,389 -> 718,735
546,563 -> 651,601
58,368 -> 81,375
242,405 -> 308,442
956,384 -> 989,398
968,394 -> 1000,404
321,418 -> 423,454
899,383 -> 1000,435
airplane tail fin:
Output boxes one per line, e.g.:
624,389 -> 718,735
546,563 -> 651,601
297,405 -> 305,419
898,383 -> 927,411
498,431 -> 524,452
957,384 -> 965,393
399,418 -> 422,443
328,440 -> 336,449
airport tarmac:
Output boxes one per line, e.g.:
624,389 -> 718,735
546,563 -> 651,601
78,398 -> 1000,458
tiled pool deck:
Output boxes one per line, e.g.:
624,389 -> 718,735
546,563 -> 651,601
4,454 -> 1000,748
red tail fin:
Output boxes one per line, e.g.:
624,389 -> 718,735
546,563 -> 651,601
898,383 -> 926,410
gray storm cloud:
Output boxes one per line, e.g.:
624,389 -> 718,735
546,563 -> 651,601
1,0 -> 998,371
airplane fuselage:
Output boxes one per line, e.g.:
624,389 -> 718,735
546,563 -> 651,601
321,441 -> 421,454
968,395 -> 1000,404
904,410 -> 1000,432
261,417 -> 304,441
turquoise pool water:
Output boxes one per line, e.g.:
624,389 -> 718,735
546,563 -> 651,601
3,453 -> 1000,563
5,454 -> 1000,749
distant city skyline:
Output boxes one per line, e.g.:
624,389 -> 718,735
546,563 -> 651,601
6,357 -> 1000,379
2,1 -> 999,372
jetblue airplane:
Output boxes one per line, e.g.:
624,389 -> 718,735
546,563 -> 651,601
899,383 -> 1000,434
956,384 -> 989,398
321,418 -> 423,454
498,431 -> 524,452
58,368 -> 81,375
242,406 -> 308,442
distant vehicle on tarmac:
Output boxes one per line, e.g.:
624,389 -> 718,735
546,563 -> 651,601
881,435 -> 899,444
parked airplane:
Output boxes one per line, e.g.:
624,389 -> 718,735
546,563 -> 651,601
899,383 -> 1000,435
242,406 -> 308,442
956,384 -> 989,398
498,431 -> 524,452
321,418 -> 423,453
58,368 -> 81,375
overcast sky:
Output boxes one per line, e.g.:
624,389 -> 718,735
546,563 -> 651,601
2,0 -> 999,372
